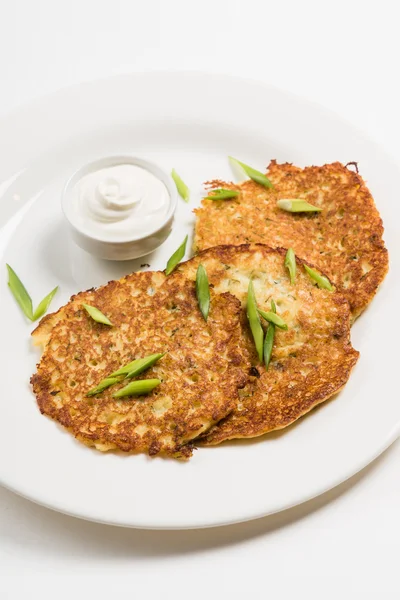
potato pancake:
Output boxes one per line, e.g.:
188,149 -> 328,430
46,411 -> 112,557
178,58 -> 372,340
31,271 -> 249,458
175,244 -> 359,445
194,162 -> 388,319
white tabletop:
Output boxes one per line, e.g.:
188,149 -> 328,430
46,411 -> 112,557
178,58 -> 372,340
0,0 -> 399,597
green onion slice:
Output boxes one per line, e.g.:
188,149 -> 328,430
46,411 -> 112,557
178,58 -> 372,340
206,188 -> 239,200
304,265 -> 333,291
110,353 -> 165,378
7,264 -> 59,322
285,248 -> 296,285
113,378 -> 161,398
246,280 -> 264,362
87,377 -> 120,397
196,264 -> 210,321
277,199 -> 322,213
263,299 -> 278,369
88,354 -> 165,398
258,308 -> 288,330
125,353 -> 165,379
228,156 -> 273,189
82,304 -> 113,326
165,235 -> 188,275
6,264 -> 33,320
171,169 -> 190,202
263,323 -> 275,370
32,287 -> 59,321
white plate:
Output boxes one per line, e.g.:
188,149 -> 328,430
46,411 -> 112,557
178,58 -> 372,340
0,72 -> 399,530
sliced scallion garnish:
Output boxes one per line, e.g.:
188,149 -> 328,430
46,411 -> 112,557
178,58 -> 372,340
304,265 -> 333,291
165,235 -> 188,275
171,169 -> 190,202
110,353 -> 165,378
257,308 -> 288,330
6,264 -> 58,322
88,353 -> 165,397
263,299 -> 277,370
86,377 -> 120,397
277,199 -> 322,213
125,353 -> 165,379
206,188 -> 239,201
228,157 -> 273,189
32,286 -> 59,321
246,280 -> 264,362
6,264 -> 33,320
263,323 -> 275,369
113,378 -> 161,398
82,304 -> 113,326
196,264 -> 210,321
285,248 -> 296,285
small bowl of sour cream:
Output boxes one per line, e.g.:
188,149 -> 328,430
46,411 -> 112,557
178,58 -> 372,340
62,156 -> 177,260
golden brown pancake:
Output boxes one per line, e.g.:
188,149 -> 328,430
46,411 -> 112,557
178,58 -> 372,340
31,271 -> 249,458
194,161 -> 388,319
175,244 -> 359,445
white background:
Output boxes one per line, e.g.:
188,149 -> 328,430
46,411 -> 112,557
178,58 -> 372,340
0,0 -> 399,598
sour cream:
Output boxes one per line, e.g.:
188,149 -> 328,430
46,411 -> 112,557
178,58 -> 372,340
68,163 -> 171,241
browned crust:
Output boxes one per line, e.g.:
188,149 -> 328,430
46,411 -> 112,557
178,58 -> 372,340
194,162 -> 389,319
